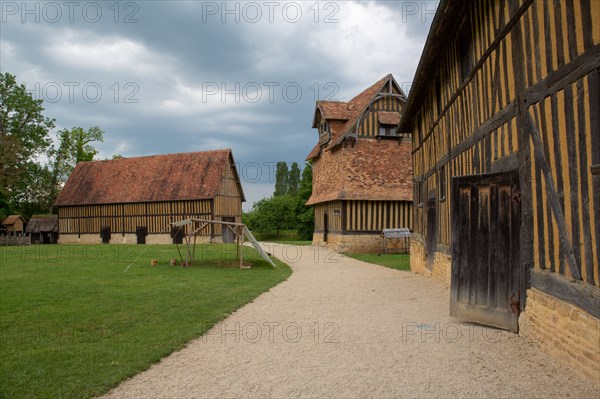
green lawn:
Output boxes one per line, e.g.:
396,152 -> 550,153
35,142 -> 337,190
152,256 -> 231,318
253,230 -> 312,245
345,252 -> 410,271
0,244 -> 291,399
263,240 -> 312,246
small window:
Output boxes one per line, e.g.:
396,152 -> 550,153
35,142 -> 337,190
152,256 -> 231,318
319,122 -> 330,146
439,165 -> 446,201
333,209 -> 341,216
435,78 -> 442,115
416,180 -> 423,207
459,21 -> 473,82
379,123 -> 397,136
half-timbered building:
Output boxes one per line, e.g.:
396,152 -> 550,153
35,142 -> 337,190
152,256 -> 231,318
54,149 -> 245,244
306,74 -> 413,252
398,0 -> 599,379
2,215 -> 26,237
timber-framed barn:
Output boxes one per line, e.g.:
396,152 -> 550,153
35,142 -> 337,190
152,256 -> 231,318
54,149 -> 245,244
398,0 -> 599,379
306,74 -> 413,252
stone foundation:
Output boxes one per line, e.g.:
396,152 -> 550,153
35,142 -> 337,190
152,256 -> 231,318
312,233 -> 383,253
58,234 -> 219,245
410,238 -> 452,287
519,288 -> 600,381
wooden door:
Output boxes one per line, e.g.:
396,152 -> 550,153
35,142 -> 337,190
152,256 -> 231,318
101,226 -> 111,244
323,213 -> 329,242
221,217 -> 236,243
171,227 -> 184,244
136,226 -> 147,244
426,198 -> 437,270
450,171 -> 521,332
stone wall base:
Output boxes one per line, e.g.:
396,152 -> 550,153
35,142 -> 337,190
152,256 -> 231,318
312,233 -> 384,253
58,234 -> 219,245
519,288 -> 600,381
410,238 -> 451,287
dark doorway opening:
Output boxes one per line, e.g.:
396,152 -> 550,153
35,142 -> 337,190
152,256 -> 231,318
136,226 -> 147,244
171,227 -> 184,245
426,198 -> 437,270
221,217 -> 236,243
101,226 -> 111,244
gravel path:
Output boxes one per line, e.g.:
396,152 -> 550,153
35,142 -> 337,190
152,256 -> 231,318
104,244 -> 599,398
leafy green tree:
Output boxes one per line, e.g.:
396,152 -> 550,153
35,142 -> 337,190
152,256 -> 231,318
288,162 -> 301,196
294,162 -> 314,240
48,127 -> 104,207
273,161 -> 289,196
248,195 -> 295,236
0,72 -> 55,212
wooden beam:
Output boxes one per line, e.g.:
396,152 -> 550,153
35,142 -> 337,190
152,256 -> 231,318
526,114 -> 582,280
410,0 -> 534,153
525,44 -> 600,106
530,269 -> 600,319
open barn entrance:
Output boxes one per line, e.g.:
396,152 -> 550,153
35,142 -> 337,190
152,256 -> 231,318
450,171 -> 522,332
221,217 -> 236,243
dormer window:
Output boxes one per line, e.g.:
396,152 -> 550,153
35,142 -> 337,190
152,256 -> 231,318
319,121 -> 331,146
379,123 -> 397,136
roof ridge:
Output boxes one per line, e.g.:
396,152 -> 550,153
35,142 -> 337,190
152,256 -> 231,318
78,148 -> 232,165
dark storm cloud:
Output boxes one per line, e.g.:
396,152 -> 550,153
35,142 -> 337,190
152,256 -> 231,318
0,0 -> 433,208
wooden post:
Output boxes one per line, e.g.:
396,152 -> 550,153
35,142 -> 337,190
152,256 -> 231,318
239,232 -> 244,269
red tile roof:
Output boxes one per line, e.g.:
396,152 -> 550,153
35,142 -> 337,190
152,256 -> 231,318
378,111 -> 401,125
306,75 -> 394,160
2,215 -> 25,225
306,139 -> 413,204
54,149 -> 245,206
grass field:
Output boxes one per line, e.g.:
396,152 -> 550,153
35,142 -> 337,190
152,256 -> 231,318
345,253 -> 410,271
0,244 -> 291,399
252,230 -> 312,246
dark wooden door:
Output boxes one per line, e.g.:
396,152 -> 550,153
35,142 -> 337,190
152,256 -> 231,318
172,227 -> 184,244
426,198 -> 437,270
221,217 -> 236,243
101,226 -> 111,244
450,171 -> 521,332
323,213 -> 329,242
136,226 -> 147,244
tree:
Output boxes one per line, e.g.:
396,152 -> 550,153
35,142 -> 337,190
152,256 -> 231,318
273,161 -> 289,196
288,162 -> 301,196
0,72 -> 55,210
47,126 -> 105,211
248,195 -> 295,236
294,162 -> 314,240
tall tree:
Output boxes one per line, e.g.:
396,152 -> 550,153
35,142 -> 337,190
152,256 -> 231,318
273,161 -> 289,196
288,162 -> 301,196
0,72 -> 55,209
47,127 -> 105,211
294,162 -> 314,240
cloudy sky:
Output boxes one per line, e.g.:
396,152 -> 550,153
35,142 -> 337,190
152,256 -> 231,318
1,0 -> 437,209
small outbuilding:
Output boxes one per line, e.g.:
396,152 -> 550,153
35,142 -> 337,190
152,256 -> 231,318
2,215 -> 26,237
26,215 -> 59,244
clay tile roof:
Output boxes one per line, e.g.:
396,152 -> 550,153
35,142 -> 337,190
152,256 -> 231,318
54,149 -> 244,206
2,215 -> 24,225
378,111 -> 401,125
307,75 -> 391,160
315,101 -> 352,123
306,140 -> 413,205
26,215 -> 58,233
